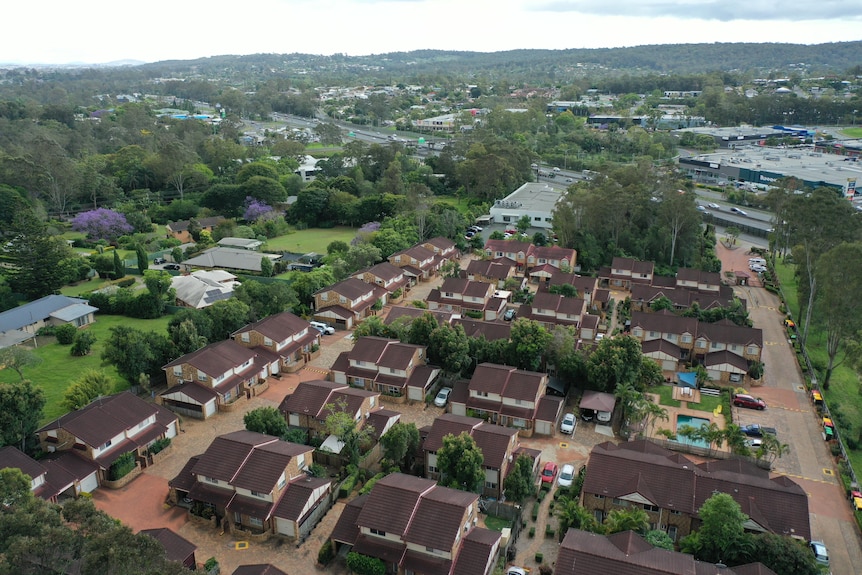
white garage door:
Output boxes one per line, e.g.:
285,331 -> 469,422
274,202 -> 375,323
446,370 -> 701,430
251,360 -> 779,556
80,471 -> 99,494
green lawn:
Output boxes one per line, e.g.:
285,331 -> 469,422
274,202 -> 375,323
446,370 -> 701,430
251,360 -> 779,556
652,383 -> 723,413
0,314 -> 172,424
482,515 -> 512,532
652,385 -> 681,408
772,258 -> 862,475
60,277 -> 112,297
840,127 -> 862,139
263,226 -> 357,254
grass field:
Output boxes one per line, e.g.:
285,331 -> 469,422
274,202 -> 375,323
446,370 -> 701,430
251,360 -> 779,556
0,314 -> 172,424
60,277 -> 112,297
773,258 -> 862,475
263,226 -> 357,254
841,127 -> 862,138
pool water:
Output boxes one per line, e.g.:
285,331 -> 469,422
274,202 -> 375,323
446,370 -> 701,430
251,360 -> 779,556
676,414 -> 710,448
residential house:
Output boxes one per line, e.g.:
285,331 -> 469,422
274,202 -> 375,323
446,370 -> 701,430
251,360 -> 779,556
525,245 -> 577,272
580,440 -> 810,543
463,259 -> 520,290
426,278 -> 506,321
36,391 -> 179,488
423,413 -> 523,499
384,306 -> 453,327
168,430 -> 332,540
483,240 -> 532,272
160,340 -> 265,419
448,363 -> 556,438
630,283 -> 738,314
598,257 -> 655,290
313,278 -> 389,330
555,529 -> 778,575
538,273 -> 601,307
181,247 -> 281,274
352,261 -> 410,303
140,528 -> 197,570
420,236 -> 459,270
278,379 -> 380,437
0,445 -> 99,502
329,336 -> 440,403
329,473 -> 501,575
630,311 -> 762,383
232,311 -> 320,374
675,267 -> 722,293
452,318 -> 512,341
388,245 -> 437,282
519,291 -> 585,331
217,237 -> 263,250
0,295 -> 98,348
166,216 -> 225,243
171,269 -> 239,309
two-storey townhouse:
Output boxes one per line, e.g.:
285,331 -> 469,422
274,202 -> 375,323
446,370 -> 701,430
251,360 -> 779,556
160,340 -> 264,419
525,245 -> 577,271
483,240 -> 532,272
278,379 -> 380,437
448,363 -> 553,438
556,529 -> 779,575
598,257 -> 655,290
580,440 -> 810,545
630,283 -> 738,314
388,245 -> 437,282
422,414 -> 522,499
538,272 -> 602,307
329,336 -> 440,403
168,430 -> 332,540
351,261 -> 411,303
519,291 -> 585,332
36,391 -> 178,488
463,259 -> 519,290
232,311 -> 320,374
426,278 -> 506,321
420,236 -> 460,272
313,278 -> 389,330
630,310 -> 699,370
675,267 -> 722,293
695,319 -> 763,384
452,318 -> 512,341
0,445 -> 93,502
329,473 -> 501,575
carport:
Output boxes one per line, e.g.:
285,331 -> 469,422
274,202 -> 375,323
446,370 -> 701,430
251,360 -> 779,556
579,390 -> 616,422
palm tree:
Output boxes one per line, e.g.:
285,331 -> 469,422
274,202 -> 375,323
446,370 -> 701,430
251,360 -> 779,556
700,422 -> 725,456
760,433 -> 790,464
641,398 -> 669,438
604,507 -> 650,534
722,424 -> 748,455
557,498 -> 603,536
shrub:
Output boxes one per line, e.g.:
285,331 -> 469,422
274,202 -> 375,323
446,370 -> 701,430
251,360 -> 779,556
71,331 -> 96,356
412,300 -> 427,309
204,557 -> 219,573
346,552 -> 386,575
318,540 -> 335,565
359,472 -> 386,495
55,324 -> 77,344
545,525 -> 555,538
529,526 -> 536,538
109,452 -> 136,481
148,437 -> 171,455
117,277 -> 136,288
532,502 -> 539,521
535,552 -> 544,563
36,325 -> 57,337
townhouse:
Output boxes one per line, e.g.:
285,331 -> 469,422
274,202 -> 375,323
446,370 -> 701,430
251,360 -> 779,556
330,336 -> 440,403
36,391 -> 179,489
580,440 -> 810,544
278,379 -> 380,437
483,241 -> 577,275
463,259 -> 520,290
329,473 -> 501,575
482,240 -> 533,273
351,261 -> 411,303
312,277 -> 389,330
232,311 -> 321,374
426,278 -> 507,321
420,236 -> 460,269
168,430 -> 332,541
519,291 -> 585,331
0,445 -> 96,502
388,245 -> 437,282
598,257 -> 655,289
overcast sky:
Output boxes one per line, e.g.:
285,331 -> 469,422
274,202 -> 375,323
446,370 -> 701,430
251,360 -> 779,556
3,0 -> 861,65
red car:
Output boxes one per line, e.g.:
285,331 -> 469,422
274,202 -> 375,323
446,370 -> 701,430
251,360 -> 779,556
733,394 -> 767,410
541,462 -> 558,484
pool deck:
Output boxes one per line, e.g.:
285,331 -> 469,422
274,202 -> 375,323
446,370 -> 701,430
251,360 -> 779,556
646,390 -> 729,453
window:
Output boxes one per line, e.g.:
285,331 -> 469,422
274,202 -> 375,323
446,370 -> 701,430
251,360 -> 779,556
485,481 -> 497,489
428,465 -> 437,473
241,332 -> 250,342
593,510 -> 604,523
426,547 -> 438,554
644,504 -> 659,512
173,366 -> 182,377
681,334 -> 692,343
648,331 -> 658,338
278,476 -> 286,489
667,525 -> 678,541
612,498 -> 629,507
534,216 -> 541,221
101,439 -> 112,450
251,490 -> 266,498
594,494 -> 605,499
370,528 -> 386,536
248,517 -> 263,527
264,337 -> 272,346
477,391 -> 488,398
321,292 -> 328,301
197,370 -> 207,382
669,510 -> 681,515
339,296 -> 347,304
711,342 -> 719,349
205,476 -> 218,484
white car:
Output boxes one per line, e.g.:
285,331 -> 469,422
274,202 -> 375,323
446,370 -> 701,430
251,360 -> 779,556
750,264 -> 767,273
809,541 -> 829,566
560,413 -> 576,434
707,202 -> 720,209
558,464 -> 576,487
309,321 -> 335,335
434,387 -> 452,407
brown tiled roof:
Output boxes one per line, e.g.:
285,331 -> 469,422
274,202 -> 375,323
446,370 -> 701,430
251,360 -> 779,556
36,391 -> 163,449
366,409 -> 402,442
169,456 -> 200,492
484,239 -> 531,254
399,264 -> 423,277
641,338 -> 682,358
0,445 -> 46,481
698,319 -> 763,348
676,267 -> 721,286
529,245 -> 576,264
392,245 -> 436,264
470,363 -> 515,393
163,339 -> 258,377
405,364 -> 440,392
330,493 -> 367,544
384,306 -> 452,326
232,440 -> 312,493
505,370 -> 546,401
472,424 -> 518,469
356,474 -> 435,536
316,277 -> 375,300
359,261 -> 406,282
703,350 -> 749,370
316,304 -> 355,319
273,475 -> 332,522
466,259 -> 515,280
140,528 -> 196,563
631,310 -> 699,337
423,236 -> 457,253
350,336 -> 422,371
401,549 -> 452,575
632,260 -> 655,274
464,281 -> 492,298
531,291 -> 584,316
321,387 -> 378,420
402,485 -> 478,550
161,380 -> 218,403
534,395 -> 564,423
231,565 -> 289,575
452,318 -> 511,341
280,379 -> 345,417
423,414 -> 483,452
452,527 -> 500,575
557,529 -> 778,575
232,311 -> 312,342
353,533 -> 407,564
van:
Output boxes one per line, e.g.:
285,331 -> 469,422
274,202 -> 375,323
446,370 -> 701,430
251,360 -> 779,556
749,258 -> 766,266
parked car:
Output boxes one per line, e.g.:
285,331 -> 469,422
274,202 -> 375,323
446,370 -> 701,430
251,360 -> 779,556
465,231 -> 476,239
434,387 -> 452,407
740,424 -> 776,437
503,308 -> 517,321
558,464 -> 575,487
469,225 -> 483,232
153,257 -> 166,265
164,263 -> 181,271
809,541 -> 829,566
540,462 -> 558,484
560,413 -> 576,434
309,321 -> 335,335
750,264 -> 767,273
746,438 -> 763,449
506,568 -> 528,575
733,394 -> 766,410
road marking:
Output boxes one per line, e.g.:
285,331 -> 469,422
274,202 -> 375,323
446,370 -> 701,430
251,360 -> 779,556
303,366 -> 330,376
777,472 -> 836,485
823,468 -> 834,476
764,341 -> 783,346
560,442 -> 569,448
234,541 -> 249,550
770,405 -> 806,412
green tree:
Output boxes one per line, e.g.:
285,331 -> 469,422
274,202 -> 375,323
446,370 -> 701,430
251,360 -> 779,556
379,422 -> 420,472
244,407 -> 289,438
644,529 -> 675,550
171,318 -> 208,354
436,432 -> 484,493
586,335 -> 644,392
323,399 -> 375,467
345,552 -> 386,575
428,323 -> 471,377
0,346 -> 41,381
408,312 -> 439,346
135,244 -> 148,275
291,268 -> 336,308
62,369 -> 114,412
101,325 -> 172,385
259,255 -> 274,277
509,318 -> 552,371
604,507 -> 650,534
233,280 -> 297,320
680,492 -> 751,565
503,454 -> 534,503
746,533 -> 821,575
205,298 -> 251,340
516,214 -> 531,234
0,467 -> 33,509
6,210 -> 73,298
556,498 -> 603,536
112,250 -> 124,280
0,380 -> 45,453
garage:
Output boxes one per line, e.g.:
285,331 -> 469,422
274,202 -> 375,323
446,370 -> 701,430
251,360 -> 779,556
160,383 -> 218,420
641,339 -> 682,372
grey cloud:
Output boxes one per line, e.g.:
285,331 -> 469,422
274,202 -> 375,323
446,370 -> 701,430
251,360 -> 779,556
536,1 -> 862,22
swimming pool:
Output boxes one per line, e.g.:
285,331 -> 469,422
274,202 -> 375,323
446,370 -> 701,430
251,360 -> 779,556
676,414 -> 710,448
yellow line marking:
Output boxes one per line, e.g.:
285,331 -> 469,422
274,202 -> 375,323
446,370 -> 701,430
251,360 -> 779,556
234,541 -> 249,550
559,442 -> 569,448
823,468 -> 834,476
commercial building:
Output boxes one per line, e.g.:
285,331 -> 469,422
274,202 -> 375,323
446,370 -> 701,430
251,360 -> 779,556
488,182 -> 562,229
